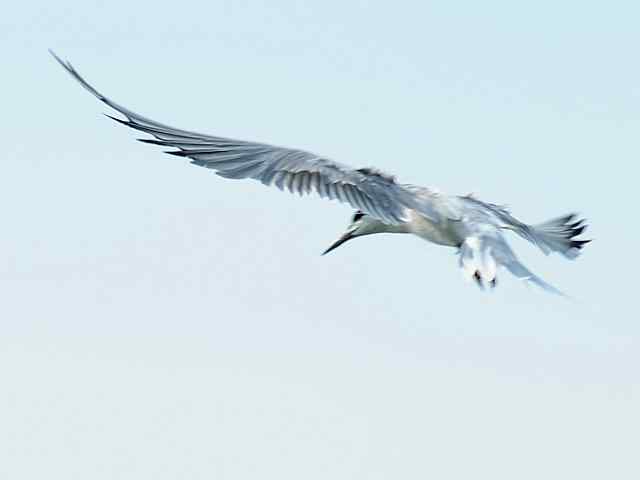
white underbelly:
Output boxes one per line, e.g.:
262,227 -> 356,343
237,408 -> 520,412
407,211 -> 461,247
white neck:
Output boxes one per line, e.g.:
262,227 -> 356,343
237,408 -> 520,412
357,217 -> 409,236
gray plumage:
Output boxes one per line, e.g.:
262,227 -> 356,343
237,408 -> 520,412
51,51 -> 590,295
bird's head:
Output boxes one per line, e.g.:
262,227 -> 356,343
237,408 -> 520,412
322,211 -> 386,255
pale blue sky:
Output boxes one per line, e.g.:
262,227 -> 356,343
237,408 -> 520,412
2,1 -> 639,478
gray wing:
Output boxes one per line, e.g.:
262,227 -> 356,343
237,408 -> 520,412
458,195 -> 535,241
459,195 -> 590,258
51,51 -> 425,225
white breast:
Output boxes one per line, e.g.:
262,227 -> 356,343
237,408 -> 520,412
406,210 -> 461,247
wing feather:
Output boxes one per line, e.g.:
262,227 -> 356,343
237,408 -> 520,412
51,51 -> 424,224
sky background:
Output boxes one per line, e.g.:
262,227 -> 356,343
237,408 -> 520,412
2,1 -> 640,478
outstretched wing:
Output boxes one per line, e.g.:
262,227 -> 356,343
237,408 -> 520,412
459,195 -> 590,258
51,51 -> 422,225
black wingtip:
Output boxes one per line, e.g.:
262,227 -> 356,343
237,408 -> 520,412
49,49 -> 74,74
571,239 -> 593,249
137,138 -> 165,146
165,150 -> 189,157
104,113 -> 129,125
570,225 -> 587,238
48,49 -> 63,64
568,219 -> 585,229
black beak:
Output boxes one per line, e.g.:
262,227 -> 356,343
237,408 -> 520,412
322,230 -> 356,255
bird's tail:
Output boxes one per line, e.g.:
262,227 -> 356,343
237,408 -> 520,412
459,235 -> 565,296
528,213 -> 591,259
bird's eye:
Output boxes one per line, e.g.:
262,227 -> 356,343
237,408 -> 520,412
352,211 -> 365,223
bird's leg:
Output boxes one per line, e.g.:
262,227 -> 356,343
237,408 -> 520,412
473,271 -> 485,290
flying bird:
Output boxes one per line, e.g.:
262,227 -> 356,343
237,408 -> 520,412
51,51 -> 590,295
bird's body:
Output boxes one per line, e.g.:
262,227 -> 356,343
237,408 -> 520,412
407,209 -> 460,247
51,51 -> 590,295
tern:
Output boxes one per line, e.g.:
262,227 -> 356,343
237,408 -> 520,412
51,51 -> 590,295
